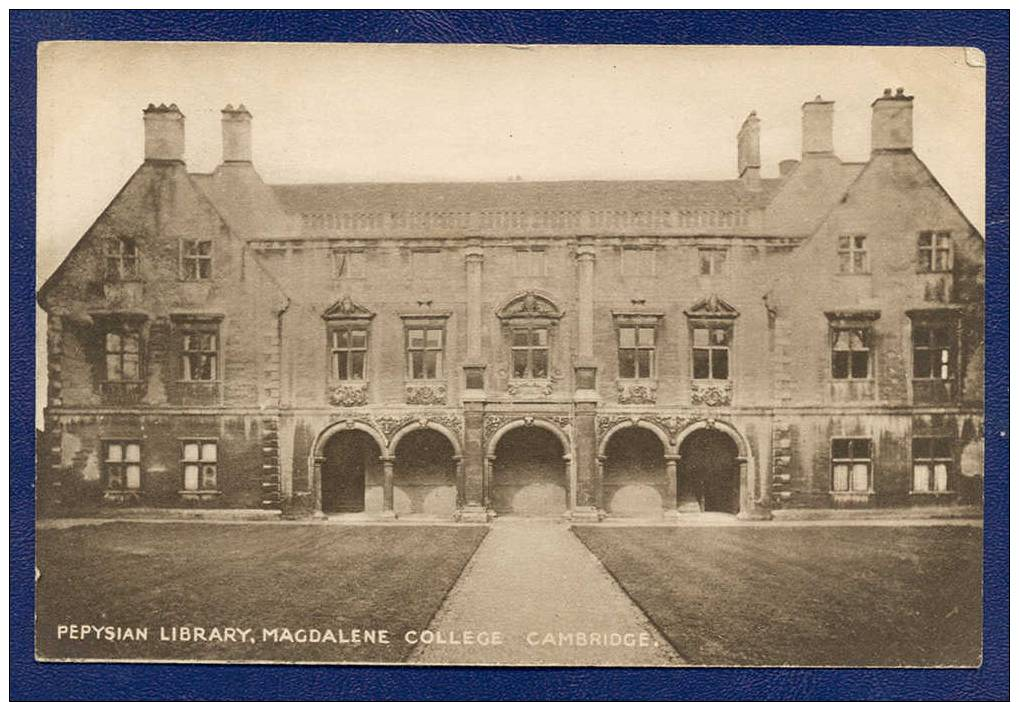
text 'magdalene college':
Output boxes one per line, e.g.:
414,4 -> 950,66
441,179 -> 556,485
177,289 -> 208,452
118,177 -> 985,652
38,89 -> 984,521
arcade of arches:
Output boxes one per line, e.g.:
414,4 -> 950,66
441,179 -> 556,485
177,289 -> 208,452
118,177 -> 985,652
314,421 -> 748,519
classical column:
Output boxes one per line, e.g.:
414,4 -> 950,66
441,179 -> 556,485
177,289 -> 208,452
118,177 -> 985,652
463,241 -> 487,394
457,408 -> 488,522
453,455 -> 464,509
664,453 -> 680,515
382,456 -> 395,514
574,238 -> 598,396
311,454 -> 326,519
595,455 -> 606,515
570,406 -> 600,521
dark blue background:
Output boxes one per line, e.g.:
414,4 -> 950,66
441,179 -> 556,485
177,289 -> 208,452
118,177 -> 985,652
10,11 -> 1009,701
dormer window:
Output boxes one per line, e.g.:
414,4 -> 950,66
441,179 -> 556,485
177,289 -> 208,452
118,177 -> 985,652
180,240 -> 213,280
104,237 -> 139,281
837,235 -> 868,274
918,231 -> 952,272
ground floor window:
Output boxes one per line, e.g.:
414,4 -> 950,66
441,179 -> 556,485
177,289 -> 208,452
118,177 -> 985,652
182,440 -> 218,491
831,438 -> 871,493
104,441 -> 141,490
912,437 -> 952,493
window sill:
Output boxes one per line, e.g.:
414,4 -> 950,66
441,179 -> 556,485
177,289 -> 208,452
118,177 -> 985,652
908,490 -> 956,496
103,490 -> 143,503
179,490 -> 222,502
829,490 -> 875,496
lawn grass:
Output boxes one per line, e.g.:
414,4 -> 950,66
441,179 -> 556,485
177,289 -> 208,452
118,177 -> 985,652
37,522 -> 487,663
574,525 -> 982,667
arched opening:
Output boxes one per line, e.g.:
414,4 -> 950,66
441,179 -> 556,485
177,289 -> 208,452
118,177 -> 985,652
320,430 -> 381,513
603,426 -> 668,516
678,428 -> 740,514
491,425 -> 567,516
393,429 -> 458,517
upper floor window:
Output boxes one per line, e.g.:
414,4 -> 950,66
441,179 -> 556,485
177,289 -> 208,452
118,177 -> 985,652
618,324 -> 656,379
105,330 -> 142,382
181,440 -> 218,492
333,250 -> 365,279
406,326 -> 444,379
912,437 -> 952,493
622,247 -> 656,277
411,249 -> 442,279
330,327 -> 368,381
698,247 -> 727,276
104,440 -> 141,491
181,329 -> 218,381
104,237 -> 139,281
831,326 -> 871,379
515,248 -> 546,278
831,438 -> 872,493
692,326 -> 730,380
912,321 -> 955,380
511,324 -> 549,379
837,235 -> 868,274
918,231 -> 952,272
180,240 -> 213,280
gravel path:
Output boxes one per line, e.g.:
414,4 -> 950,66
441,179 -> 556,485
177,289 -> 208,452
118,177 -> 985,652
410,518 -> 682,666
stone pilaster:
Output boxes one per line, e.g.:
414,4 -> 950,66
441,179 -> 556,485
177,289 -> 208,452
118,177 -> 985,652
382,456 -> 395,514
260,416 -> 281,509
456,402 -> 489,522
574,239 -> 599,398
664,453 -> 680,515
463,242 -> 487,396
570,403 -> 600,521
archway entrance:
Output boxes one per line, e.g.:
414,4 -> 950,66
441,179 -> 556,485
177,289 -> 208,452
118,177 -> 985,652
602,426 -> 668,516
320,430 -> 381,513
393,429 -> 458,517
678,428 -> 740,514
492,426 -> 567,516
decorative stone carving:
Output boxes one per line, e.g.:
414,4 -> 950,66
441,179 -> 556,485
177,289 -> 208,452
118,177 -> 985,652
507,378 -> 554,397
616,382 -> 657,405
373,415 -> 410,439
691,382 -> 733,407
429,414 -> 464,439
497,291 -> 563,322
328,382 -> 369,407
322,295 -> 375,320
548,415 -> 572,430
685,293 -> 739,319
405,383 -> 447,405
483,415 -> 514,442
595,413 -> 687,444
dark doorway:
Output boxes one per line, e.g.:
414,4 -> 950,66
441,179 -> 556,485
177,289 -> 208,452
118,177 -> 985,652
602,427 -> 668,516
678,429 -> 740,514
320,430 -> 379,513
492,426 -> 567,516
393,429 -> 457,516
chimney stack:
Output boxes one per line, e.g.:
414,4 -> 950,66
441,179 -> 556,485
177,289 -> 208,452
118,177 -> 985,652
778,159 -> 799,177
221,104 -> 253,163
143,103 -> 185,162
871,87 -> 913,152
802,95 -> 834,155
737,111 -> 761,186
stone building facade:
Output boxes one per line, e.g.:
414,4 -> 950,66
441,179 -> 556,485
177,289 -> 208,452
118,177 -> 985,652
38,90 -> 985,521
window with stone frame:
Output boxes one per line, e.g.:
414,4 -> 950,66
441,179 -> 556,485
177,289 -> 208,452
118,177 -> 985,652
837,235 -> 869,274
697,247 -> 727,276
617,323 -> 656,379
830,325 -> 872,379
333,250 -> 366,279
691,325 -> 731,380
180,239 -> 213,280
912,320 -> 955,381
510,324 -> 549,379
104,440 -> 141,491
329,326 -> 368,381
181,439 -> 218,492
831,438 -> 872,493
104,329 -> 142,382
104,236 -> 139,281
179,326 -> 219,381
917,231 -> 952,272
912,436 -> 952,493
406,325 -> 445,380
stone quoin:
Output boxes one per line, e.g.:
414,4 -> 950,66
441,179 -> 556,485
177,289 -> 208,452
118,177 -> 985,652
38,91 -> 984,521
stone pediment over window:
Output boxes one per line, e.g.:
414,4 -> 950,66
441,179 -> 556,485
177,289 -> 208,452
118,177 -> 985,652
496,290 -> 563,326
322,295 -> 375,321
685,293 -> 739,319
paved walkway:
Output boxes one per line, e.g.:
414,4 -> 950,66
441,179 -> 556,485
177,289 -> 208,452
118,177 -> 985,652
410,518 -> 682,666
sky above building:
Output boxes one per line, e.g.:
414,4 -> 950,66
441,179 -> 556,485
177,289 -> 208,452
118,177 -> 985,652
34,42 -> 985,423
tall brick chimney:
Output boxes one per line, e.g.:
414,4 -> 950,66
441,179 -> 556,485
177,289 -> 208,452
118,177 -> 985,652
143,103 -> 185,162
871,87 -> 914,151
802,95 -> 834,155
221,104 -> 252,163
737,111 -> 761,186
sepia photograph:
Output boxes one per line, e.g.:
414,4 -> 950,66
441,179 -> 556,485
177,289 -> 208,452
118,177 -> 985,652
33,41 -> 986,669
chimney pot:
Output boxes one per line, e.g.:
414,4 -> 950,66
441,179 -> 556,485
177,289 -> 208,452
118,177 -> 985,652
737,111 -> 761,187
221,103 -> 253,163
142,102 -> 185,162
871,87 -> 914,151
801,96 -> 835,155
